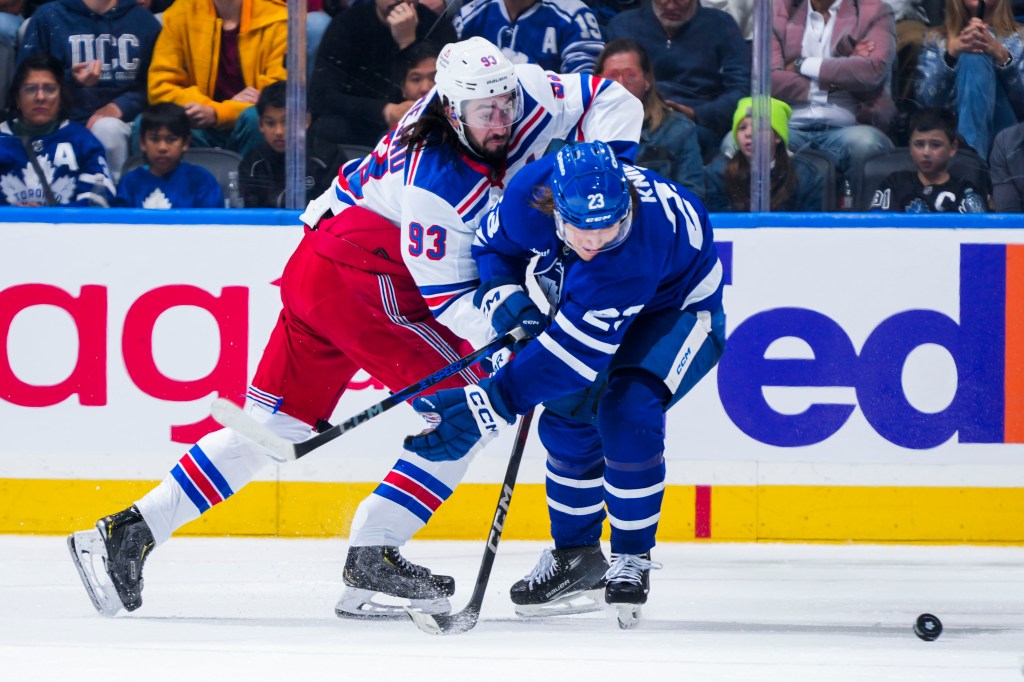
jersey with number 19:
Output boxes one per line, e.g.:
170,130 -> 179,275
299,63 -> 642,348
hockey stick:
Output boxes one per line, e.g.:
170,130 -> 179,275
210,327 -> 527,461
406,407 -> 535,635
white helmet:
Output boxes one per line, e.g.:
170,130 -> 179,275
435,37 -> 524,150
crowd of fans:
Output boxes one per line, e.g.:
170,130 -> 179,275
2,0 -> 1024,211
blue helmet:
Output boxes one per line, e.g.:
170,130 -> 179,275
550,141 -> 633,255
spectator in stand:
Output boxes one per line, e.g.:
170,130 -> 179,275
988,119 -> 1024,210
701,0 -> 753,39
705,96 -> 824,212
771,0 -> 896,183
882,0 -> 938,109
237,81 -> 342,208
869,107 -> 987,211
19,0 -> 161,180
915,0 -> 1024,160
607,0 -> 750,162
0,0 -> 23,112
307,0 -> 333,79
584,0 -> 640,33
454,0 -> 605,73
147,0 -> 287,158
308,0 -> 455,148
0,53 -> 114,206
398,41 -> 438,101
594,38 -> 704,197
115,102 -> 225,208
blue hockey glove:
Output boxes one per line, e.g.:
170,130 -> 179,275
474,278 -> 547,350
478,346 -> 512,375
403,379 -> 515,461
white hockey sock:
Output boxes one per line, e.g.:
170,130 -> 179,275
348,454 -> 471,547
135,404 -> 312,545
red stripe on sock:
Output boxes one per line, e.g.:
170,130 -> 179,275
180,454 -> 223,506
695,485 -> 711,538
1007,245 -> 1024,442
384,471 -> 442,511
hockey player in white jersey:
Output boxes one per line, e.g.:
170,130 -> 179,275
404,141 -> 725,628
68,37 -> 642,620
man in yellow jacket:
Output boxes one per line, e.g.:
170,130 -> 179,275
147,0 -> 287,156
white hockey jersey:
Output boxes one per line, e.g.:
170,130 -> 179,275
299,64 -> 642,346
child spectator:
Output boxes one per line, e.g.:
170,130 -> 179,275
705,96 -> 823,212
237,81 -> 341,208
115,102 -> 225,208
915,0 -> 1024,161
870,107 -> 987,212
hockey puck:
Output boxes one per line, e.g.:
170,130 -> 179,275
913,613 -> 942,641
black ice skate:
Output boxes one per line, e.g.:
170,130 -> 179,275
67,505 -> 155,617
510,544 -> 609,618
603,552 -> 662,629
335,545 -> 455,620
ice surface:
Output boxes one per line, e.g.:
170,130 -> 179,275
2,536 -> 1023,681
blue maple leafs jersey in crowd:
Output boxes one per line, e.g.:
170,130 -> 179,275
0,120 -> 114,207
473,155 -> 723,414
454,0 -> 604,73
115,162 -> 225,209
299,62 -> 642,347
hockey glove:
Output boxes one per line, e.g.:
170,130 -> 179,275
474,278 -> 547,351
479,346 -> 512,375
403,379 -> 515,461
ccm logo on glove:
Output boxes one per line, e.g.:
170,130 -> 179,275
467,386 -> 500,434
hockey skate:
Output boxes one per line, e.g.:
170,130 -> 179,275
604,552 -> 662,629
510,544 -> 609,618
335,545 -> 455,620
67,505 -> 155,617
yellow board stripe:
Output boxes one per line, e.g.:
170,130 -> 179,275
4,478 -> 1024,544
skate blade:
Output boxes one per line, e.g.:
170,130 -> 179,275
614,603 -> 642,629
67,531 -> 121,617
513,589 -> 604,618
335,587 -> 451,621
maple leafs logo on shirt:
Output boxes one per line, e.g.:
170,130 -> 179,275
142,188 -> 172,209
0,158 -> 75,206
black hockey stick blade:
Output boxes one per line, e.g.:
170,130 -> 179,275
406,408 -> 535,635
211,328 -> 527,461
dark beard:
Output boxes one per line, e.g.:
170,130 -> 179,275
467,134 -> 510,163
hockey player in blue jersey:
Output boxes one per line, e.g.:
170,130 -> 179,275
454,0 -> 605,74
404,141 -> 725,628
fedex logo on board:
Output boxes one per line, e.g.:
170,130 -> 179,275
716,243 -> 1019,450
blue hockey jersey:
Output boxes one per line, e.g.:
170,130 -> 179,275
455,0 -> 604,74
115,162 -> 225,208
0,120 -> 115,207
473,154 -> 723,413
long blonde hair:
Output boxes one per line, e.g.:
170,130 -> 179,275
943,0 -> 1021,38
594,39 -> 672,133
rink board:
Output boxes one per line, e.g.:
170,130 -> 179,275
1,209 -> 1023,542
